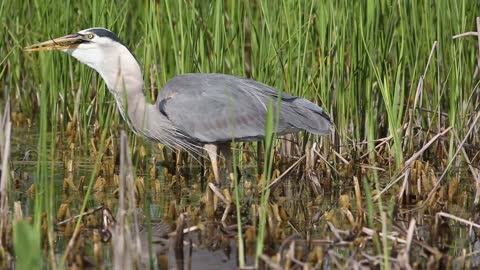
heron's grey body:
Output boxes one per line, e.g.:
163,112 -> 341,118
157,73 -> 332,144
26,27 -> 332,184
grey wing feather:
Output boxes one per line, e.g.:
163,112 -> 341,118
156,73 -> 332,143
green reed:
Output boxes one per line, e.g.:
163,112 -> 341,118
2,0 -> 473,155
256,99 -> 276,267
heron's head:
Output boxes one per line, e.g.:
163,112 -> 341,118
25,28 -> 142,92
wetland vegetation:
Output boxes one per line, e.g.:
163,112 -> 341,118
1,0 -> 480,269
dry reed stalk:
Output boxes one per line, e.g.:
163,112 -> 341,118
373,127 -> 450,202
422,111 -> 480,207
113,131 -> 142,269
0,103 -> 11,249
404,41 -> 437,151
436,211 -> 480,229
453,132 -> 480,205
261,154 -> 305,192
353,176 -> 363,219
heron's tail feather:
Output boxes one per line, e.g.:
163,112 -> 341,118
289,98 -> 333,135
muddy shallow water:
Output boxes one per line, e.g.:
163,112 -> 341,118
9,126 -> 480,269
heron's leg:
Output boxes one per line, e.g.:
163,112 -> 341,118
218,144 -> 233,183
204,144 -> 220,186
175,148 -> 182,176
204,144 -> 220,217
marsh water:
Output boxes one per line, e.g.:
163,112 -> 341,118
9,125 -> 480,269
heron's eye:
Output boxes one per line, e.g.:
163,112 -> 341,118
87,34 -> 94,39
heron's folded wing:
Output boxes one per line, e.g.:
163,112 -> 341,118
156,73 -> 331,143
158,78 -> 276,143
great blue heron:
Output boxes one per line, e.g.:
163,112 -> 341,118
25,27 -> 333,185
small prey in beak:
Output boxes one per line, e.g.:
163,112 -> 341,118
24,33 -> 87,52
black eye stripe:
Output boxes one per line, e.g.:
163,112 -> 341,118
88,28 -> 124,44
81,28 -> 136,60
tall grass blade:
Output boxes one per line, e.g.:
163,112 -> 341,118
13,221 -> 42,270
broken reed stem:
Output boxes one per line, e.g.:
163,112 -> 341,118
477,17 -> 480,73
125,136 -> 142,266
452,16 -> 480,80
313,146 -> 341,175
113,132 -> 128,270
451,16 -> 480,56
113,131 -> 142,269
381,212 -> 390,270
327,222 -> 344,242
391,222 -> 439,256
404,41 -> 437,150
259,254 -> 282,270
372,127 -> 450,202
359,135 -> 393,160
168,225 -> 199,237
361,227 -> 407,244
453,250 -> 480,262
436,211 -> 480,229
404,127 -> 451,168
452,32 -> 479,39
470,17 -> 480,78
453,132 -> 480,205
353,176 -> 363,218
422,111 -> 480,207
261,154 -> 305,192
56,205 -> 104,226
396,170 -> 411,205
174,213 -> 186,252
373,170 -> 407,202
13,201 -> 22,220
208,183 -> 229,204
403,218 -> 416,268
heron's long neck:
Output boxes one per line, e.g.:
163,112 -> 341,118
69,43 -> 182,146
96,49 -> 154,134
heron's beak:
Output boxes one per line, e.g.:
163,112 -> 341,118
24,33 -> 86,52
